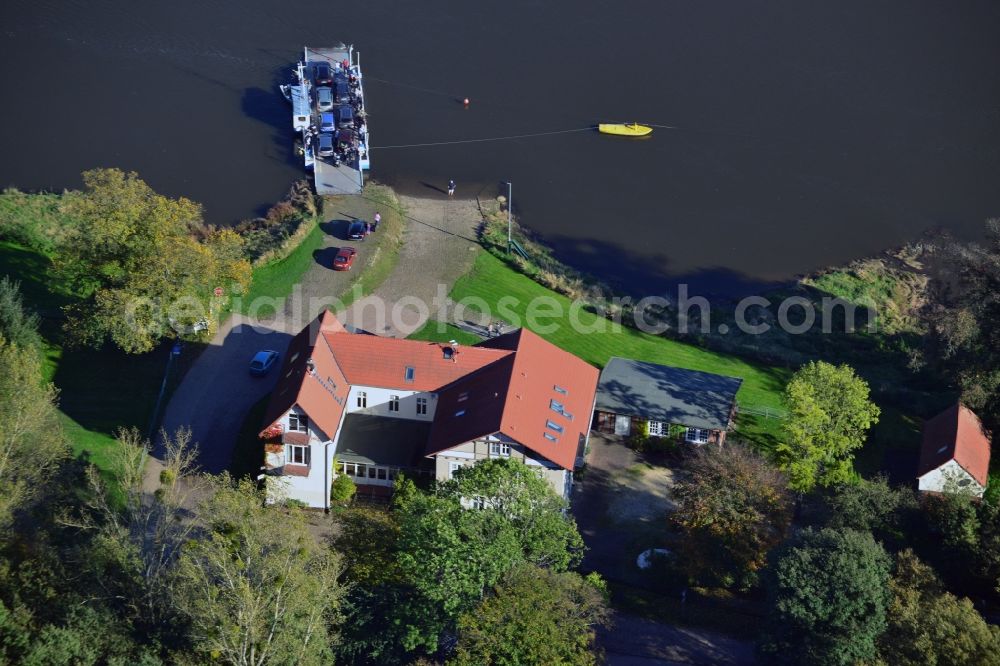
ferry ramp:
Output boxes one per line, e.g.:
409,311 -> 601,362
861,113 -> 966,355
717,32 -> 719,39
314,159 -> 362,195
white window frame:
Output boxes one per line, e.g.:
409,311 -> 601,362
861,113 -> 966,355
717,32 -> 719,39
685,427 -> 710,444
448,461 -> 463,479
648,420 -> 666,437
490,442 -> 511,457
357,391 -> 367,408
286,443 -> 310,466
389,395 -> 400,412
416,397 -> 428,415
288,413 -> 308,432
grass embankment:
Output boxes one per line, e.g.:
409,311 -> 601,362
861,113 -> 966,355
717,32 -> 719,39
410,251 -> 790,442
235,221 -> 326,315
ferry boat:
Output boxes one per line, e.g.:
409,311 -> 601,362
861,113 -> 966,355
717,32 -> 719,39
281,45 -> 369,195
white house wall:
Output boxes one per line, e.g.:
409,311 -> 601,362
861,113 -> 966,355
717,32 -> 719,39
918,459 -> 985,497
266,405 -> 334,509
345,385 -> 437,421
433,434 -> 571,499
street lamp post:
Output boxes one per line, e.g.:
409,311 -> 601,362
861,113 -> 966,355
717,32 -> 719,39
506,181 -> 512,253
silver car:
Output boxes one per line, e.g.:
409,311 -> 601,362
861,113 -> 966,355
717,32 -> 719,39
317,133 -> 335,157
316,87 -> 333,111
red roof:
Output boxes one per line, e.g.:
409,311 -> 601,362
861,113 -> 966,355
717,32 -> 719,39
917,403 -> 992,486
262,313 -> 599,471
261,309 -> 351,440
324,332 -> 510,391
426,328 -> 599,470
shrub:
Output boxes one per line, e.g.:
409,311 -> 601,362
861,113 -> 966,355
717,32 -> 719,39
330,474 -> 356,505
233,180 -> 319,264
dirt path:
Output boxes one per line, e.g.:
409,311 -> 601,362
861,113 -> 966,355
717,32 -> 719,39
339,194 -> 481,336
156,191 -> 483,475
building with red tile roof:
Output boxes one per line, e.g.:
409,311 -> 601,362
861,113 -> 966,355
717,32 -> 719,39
917,403 -> 992,497
259,311 -> 599,508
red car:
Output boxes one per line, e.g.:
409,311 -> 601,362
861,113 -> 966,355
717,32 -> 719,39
333,246 -> 357,271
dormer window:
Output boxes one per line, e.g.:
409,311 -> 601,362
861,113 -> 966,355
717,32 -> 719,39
443,347 -> 455,360
404,366 -> 415,382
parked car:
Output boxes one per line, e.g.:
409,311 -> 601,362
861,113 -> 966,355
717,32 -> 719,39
319,112 -> 335,133
333,79 -> 351,102
332,246 -> 357,271
334,105 -> 354,128
249,350 -> 280,376
347,220 -> 366,240
317,133 -> 335,157
314,62 -> 332,86
316,87 -> 333,111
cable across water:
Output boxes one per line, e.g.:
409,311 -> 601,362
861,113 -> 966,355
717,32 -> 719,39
370,126 -> 598,150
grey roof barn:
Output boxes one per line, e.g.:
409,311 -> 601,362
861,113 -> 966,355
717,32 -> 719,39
595,357 -> 742,430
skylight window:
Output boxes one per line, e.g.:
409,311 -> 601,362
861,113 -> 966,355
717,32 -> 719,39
455,409 -> 466,417
458,391 -> 469,402
543,432 -> 558,442
404,366 -> 415,382
549,399 -> 573,421
553,385 -> 568,395
546,420 -> 564,434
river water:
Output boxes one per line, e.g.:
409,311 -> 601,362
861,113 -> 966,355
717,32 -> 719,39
2,0 -> 999,295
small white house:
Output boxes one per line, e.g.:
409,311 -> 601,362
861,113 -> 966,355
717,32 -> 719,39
916,403 -> 991,498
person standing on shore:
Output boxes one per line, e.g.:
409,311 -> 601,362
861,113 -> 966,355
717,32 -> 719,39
447,180 -> 456,197
373,211 -> 381,231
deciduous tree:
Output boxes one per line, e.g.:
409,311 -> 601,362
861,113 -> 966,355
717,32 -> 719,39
173,477 -> 344,666
451,564 -> 610,666
0,338 -> 67,532
59,168 -> 250,353
759,527 -> 891,666
878,549 -> 1000,666
925,219 -> 1000,434
777,361 -> 880,491
670,444 -> 792,589
384,460 -> 585,655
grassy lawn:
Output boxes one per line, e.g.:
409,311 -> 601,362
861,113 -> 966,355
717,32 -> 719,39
407,320 -> 480,346
411,251 -> 790,441
0,189 -> 75,254
235,220 -> 326,317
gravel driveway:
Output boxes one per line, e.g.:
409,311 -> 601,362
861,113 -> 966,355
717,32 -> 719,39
339,193 -> 480,336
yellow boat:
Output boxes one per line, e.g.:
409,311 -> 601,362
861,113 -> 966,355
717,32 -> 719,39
598,123 -> 653,137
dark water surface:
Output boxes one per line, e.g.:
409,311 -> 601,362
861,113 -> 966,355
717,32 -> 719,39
2,0 -> 999,295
